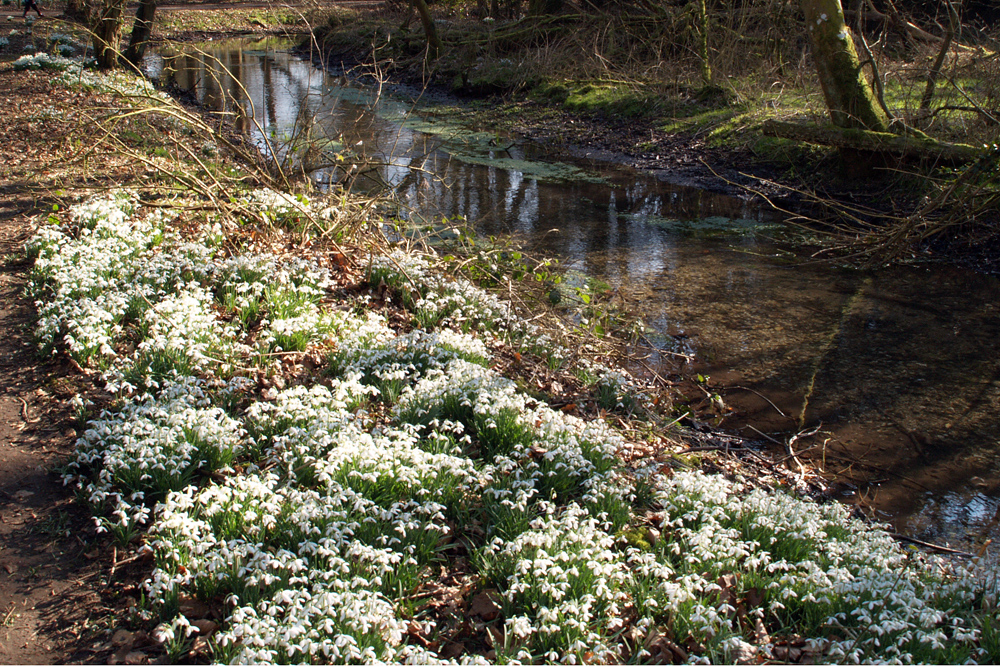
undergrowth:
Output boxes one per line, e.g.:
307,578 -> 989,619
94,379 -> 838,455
31,185 -> 1000,665
18,32 -> 1000,667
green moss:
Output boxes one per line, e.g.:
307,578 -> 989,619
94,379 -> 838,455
561,83 -> 662,118
617,526 -> 655,551
630,214 -> 784,238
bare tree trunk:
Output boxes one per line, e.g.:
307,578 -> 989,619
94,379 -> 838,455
696,0 -> 711,86
124,0 -> 157,68
800,0 -> 889,131
919,0 -> 960,111
411,0 -> 443,60
93,0 -> 127,69
64,0 -> 92,22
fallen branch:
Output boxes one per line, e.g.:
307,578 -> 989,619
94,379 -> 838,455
761,119 -> 982,164
889,533 -> 975,558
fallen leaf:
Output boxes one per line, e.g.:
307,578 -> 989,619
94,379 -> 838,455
716,573 -> 739,613
730,639 -> 757,664
188,637 -> 210,656
643,629 -> 687,664
123,650 -> 146,665
439,641 -> 465,659
191,619 -> 218,636
528,445 -> 548,461
111,628 -> 134,647
470,590 -> 501,621
406,621 -> 433,648
177,595 -> 209,618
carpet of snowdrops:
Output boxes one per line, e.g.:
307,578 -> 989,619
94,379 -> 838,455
25,180 -> 1000,661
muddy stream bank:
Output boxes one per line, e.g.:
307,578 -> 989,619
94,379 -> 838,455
147,39 -> 1000,558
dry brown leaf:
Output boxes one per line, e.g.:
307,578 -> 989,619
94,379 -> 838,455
643,629 -> 688,664
177,595 -> 209,618
439,641 -> 465,659
111,629 -> 134,648
191,619 -> 218,636
469,590 -> 502,621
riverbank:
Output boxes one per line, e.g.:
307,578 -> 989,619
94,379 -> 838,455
311,3 -> 1000,274
1,10 -> 999,665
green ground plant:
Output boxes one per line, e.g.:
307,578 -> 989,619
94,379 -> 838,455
13,22 -> 1000,666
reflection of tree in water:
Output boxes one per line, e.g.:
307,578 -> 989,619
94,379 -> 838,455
157,44 -> 1000,525
803,271 -> 1000,480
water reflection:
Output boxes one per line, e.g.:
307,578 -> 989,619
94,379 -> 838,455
150,40 -> 1000,556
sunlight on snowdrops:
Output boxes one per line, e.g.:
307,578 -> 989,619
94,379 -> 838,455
29,188 -> 1000,665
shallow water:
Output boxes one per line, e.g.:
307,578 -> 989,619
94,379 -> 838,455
149,40 -> 1000,557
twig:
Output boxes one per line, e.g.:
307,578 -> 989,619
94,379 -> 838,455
746,424 -> 783,446
638,332 -> 694,361
730,385 -> 787,418
18,397 -> 39,424
889,533 -> 974,558
677,444 -> 745,454
945,75 -> 1000,126
786,423 -> 824,474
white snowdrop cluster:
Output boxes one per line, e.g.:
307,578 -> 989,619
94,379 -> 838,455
65,375 -> 243,537
12,52 -> 78,70
149,473 -> 452,664
644,471 -> 1000,662
368,250 -> 515,331
29,192 -> 1000,665
215,253 -> 338,354
486,504 -> 631,664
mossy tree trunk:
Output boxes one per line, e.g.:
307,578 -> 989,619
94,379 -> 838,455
123,0 -> 157,67
411,0 -> 443,60
93,0 -> 127,69
800,0 -> 889,131
696,0 -> 711,86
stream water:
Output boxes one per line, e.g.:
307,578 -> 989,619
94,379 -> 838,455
146,39 -> 1000,558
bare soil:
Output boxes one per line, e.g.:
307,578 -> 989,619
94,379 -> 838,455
0,69 -> 162,665
0,69 -> 90,665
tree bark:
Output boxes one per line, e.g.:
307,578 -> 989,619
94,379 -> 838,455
919,0 -> 959,112
124,0 -> 157,68
800,0 -> 889,131
761,119 -> 981,163
411,0 -> 443,59
696,0 -> 711,86
63,0 -> 92,23
93,0 -> 127,69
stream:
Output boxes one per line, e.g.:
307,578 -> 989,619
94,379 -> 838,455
146,39 -> 1000,559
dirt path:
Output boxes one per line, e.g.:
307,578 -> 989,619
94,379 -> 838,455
0,70 -> 146,665
0,199 -> 99,665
